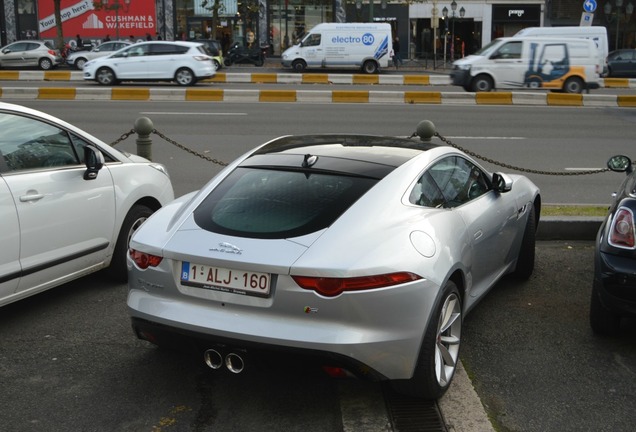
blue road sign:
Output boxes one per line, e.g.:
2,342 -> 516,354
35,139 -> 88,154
583,0 -> 597,13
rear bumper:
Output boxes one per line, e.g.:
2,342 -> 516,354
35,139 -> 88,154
127,274 -> 440,380
131,316 -> 388,381
594,243 -> 636,317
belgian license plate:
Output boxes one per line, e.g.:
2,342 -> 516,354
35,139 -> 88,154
180,262 -> 271,298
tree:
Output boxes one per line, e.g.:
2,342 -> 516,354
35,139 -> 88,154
54,0 -> 65,51
201,0 -> 225,39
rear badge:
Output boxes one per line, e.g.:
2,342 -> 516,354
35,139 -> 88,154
304,306 -> 318,314
210,242 -> 243,255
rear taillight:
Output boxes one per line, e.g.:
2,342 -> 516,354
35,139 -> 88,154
129,249 -> 163,269
292,272 -> 421,297
48,49 -> 57,56
608,207 -> 636,249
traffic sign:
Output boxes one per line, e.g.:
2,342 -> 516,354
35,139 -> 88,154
583,0 -> 597,13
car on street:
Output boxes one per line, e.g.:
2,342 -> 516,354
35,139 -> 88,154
605,49 -> 636,77
83,40 -> 216,86
66,40 -> 132,70
0,102 -> 175,307
0,40 -> 63,70
590,155 -> 636,335
188,39 -> 224,69
127,127 -> 541,400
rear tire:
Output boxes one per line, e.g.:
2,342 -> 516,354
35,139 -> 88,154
362,60 -> 378,74
39,58 -> 53,70
563,77 -> 584,94
175,67 -> 197,86
590,281 -> 621,335
105,204 -> 154,282
513,205 -> 536,280
391,281 -> 462,399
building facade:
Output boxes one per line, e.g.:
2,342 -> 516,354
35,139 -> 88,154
2,1 -> 634,56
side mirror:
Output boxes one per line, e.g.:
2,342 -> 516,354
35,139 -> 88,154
492,172 -> 513,193
607,155 -> 633,174
83,145 -> 105,180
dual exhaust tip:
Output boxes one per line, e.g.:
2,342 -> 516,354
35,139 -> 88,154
203,348 -> 245,374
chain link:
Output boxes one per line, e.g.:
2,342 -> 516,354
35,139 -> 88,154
109,129 -> 136,147
433,132 -> 610,176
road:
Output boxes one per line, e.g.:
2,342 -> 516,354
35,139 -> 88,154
1,95 -> 635,432
8,99 -> 636,204
2,240 -> 633,432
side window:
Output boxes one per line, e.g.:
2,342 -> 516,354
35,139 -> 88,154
409,172 -> 445,208
426,156 -> 490,208
304,34 -> 321,47
494,41 -> 522,59
8,42 -> 27,51
69,133 -> 115,164
0,112 -> 80,172
127,44 -> 149,57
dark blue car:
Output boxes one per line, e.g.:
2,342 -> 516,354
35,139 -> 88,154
591,155 -> 636,335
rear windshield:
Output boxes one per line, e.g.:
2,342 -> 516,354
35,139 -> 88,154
193,167 -> 377,239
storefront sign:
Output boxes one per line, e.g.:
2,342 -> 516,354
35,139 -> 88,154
492,4 -> 541,22
37,0 -> 157,39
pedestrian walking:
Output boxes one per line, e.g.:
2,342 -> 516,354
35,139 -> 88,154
393,36 -> 403,69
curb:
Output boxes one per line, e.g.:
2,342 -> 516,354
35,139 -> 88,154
1,69 -> 635,89
537,216 -> 603,241
1,86 -> 635,107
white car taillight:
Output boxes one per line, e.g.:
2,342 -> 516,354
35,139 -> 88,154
608,207 -> 636,249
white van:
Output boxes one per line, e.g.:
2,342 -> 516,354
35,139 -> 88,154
450,36 -> 601,93
515,26 -> 608,74
281,23 -> 392,74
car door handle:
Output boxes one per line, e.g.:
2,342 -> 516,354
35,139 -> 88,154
20,193 -> 45,202
474,230 -> 483,240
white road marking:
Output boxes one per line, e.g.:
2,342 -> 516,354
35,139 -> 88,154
139,112 -> 248,115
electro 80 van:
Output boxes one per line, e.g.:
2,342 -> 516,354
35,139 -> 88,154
281,23 -> 392,74
450,36 -> 601,93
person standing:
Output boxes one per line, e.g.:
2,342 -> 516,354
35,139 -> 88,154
393,36 -> 403,69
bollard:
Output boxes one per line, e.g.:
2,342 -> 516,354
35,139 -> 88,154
134,117 -> 154,161
415,120 -> 436,142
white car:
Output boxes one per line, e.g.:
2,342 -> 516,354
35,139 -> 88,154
83,41 -> 216,86
66,40 -> 132,70
0,102 -> 175,307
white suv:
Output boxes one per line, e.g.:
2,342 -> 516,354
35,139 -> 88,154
83,41 -> 216,86
0,102 -> 175,307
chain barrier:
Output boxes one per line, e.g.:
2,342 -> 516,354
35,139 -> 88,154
109,129 -> 136,147
433,132 -> 610,176
110,127 -> 609,175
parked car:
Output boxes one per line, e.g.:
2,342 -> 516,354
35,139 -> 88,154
127,128 -> 541,400
0,40 -> 62,70
605,49 -> 636,77
83,41 -> 216,86
0,102 -> 174,308
590,155 -> 636,335
188,39 -> 224,69
66,40 -> 132,70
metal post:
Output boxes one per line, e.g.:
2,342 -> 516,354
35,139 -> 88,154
134,117 -> 154,161
616,9 -> 621,49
